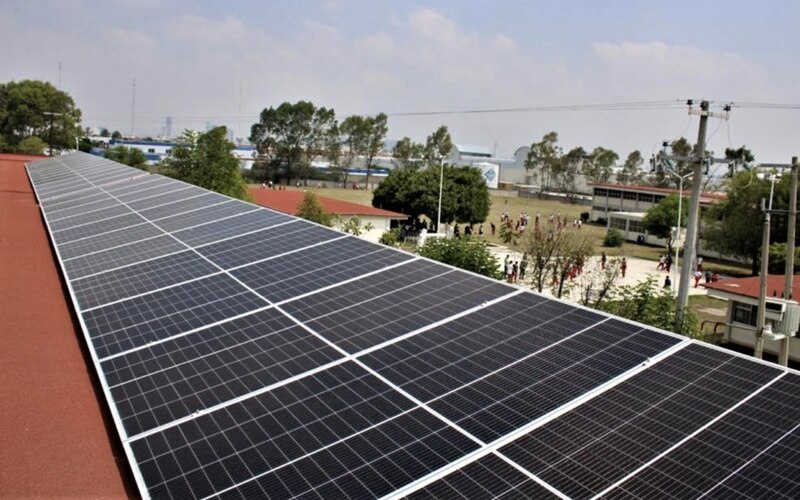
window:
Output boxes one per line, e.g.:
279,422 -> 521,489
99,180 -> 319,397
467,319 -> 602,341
732,301 -> 757,326
628,220 -> 644,233
593,205 -> 607,212
607,189 -> 621,198
653,195 -> 665,204
594,188 -> 608,197
610,217 -> 627,230
166,149 -> 172,154
623,191 -> 638,200
639,193 -> 654,203
147,148 -> 155,153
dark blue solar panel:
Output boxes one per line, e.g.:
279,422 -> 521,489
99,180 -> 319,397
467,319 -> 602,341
231,236 -> 414,303
499,344 -> 782,499
83,273 -> 267,359
128,362 -> 424,498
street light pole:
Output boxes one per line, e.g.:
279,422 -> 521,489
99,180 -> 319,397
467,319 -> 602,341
755,173 -> 779,359
436,159 -> 444,235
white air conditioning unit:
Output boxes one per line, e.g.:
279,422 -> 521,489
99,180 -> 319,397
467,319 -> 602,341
775,303 -> 800,338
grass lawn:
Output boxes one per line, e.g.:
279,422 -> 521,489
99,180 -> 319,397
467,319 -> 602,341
288,185 -> 751,269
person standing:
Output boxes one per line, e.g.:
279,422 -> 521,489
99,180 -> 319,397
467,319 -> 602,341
601,252 -> 607,270
520,255 -> 528,281
694,270 -> 702,288
664,275 -> 672,289
621,257 -> 627,278
512,261 -> 519,284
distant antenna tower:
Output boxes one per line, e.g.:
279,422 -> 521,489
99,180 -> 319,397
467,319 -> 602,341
58,61 -> 62,89
238,87 -> 243,140
165,116 -> 173,139
130,78 -> 136,138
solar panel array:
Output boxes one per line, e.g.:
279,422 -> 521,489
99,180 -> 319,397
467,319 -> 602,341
27,152 -> 800,499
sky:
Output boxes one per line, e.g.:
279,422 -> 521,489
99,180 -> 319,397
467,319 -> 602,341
1,0 -> 798,162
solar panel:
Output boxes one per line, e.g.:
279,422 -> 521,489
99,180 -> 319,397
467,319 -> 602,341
26,152 -> 800,499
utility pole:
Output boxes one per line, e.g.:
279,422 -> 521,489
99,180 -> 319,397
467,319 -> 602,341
780,156 -> 798,365
755,174 -> 780,359
675,101 -> 709,328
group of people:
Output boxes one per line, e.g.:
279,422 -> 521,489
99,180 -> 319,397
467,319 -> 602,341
504,254 -> 528,284
655,253 -> 720,289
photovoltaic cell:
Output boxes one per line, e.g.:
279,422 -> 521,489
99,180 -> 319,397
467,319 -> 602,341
104,175 -> 174,196
170,208 -> 293,247
56,223 -> 163,260
499,343 -> 782,499
361,293 -> 606,401
128,362 -> 419,498
82,273 -> 267,359
50,212 -> 146,244
105,308 -> 345,436
152,200 -> 258,233
429,320 -> 681,443
70,250 -> 219,310
44,196 -> 121,220
62,234 -> 187,279
405,452 -> 560,499
125,186 -> 205,211
48,203 -> 132,231
39,189 -> 108,210
283,262 -> 514,354
138,192 -> 230,221
114,181 -> 192,204
605,372 -> 800,500
194,221 -> 341,269
230,236 -> 415,303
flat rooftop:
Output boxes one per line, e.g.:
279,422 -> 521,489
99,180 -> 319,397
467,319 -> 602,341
0,154 -> 132,497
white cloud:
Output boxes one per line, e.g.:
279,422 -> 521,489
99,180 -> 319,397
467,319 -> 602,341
407,8 -> 465,48
591,41 -> 758,78
105,28 -> 157,51
494,33 -> 516,51
169,15 -> 257,47
356,32 -> 394,55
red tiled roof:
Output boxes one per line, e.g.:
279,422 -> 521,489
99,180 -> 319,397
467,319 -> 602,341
589,182 -> 727,203
704,274 -> 800,301
0,154 -> 132,496
249,188 -> 406,218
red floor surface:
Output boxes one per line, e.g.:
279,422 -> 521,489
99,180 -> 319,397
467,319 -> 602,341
0,155 -> 134,498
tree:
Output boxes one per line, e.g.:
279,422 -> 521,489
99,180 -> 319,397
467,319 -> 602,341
556,147 -> 585,199
249,101 -> 335,185
424,125 -> 453,167
15,136 -> 48,155
296,191 -> 333,227
362,112 -> 388,189
393,137 -> 425,170
642,194 -> 688,254
339,115 -> 366,186
597,276 -> 698,337
99,128 -> 110,138
521,221 -> 592,294
724,145 -> 755,178
300,106 -> 336,185
0,80 -> 82,154
667,137 -> 693,187
617,150 -> 644,185
335,216 -> 375,236
372,168 -> 424,218
78,137 -> 93,153
703,170 -> 774,275
161,127 -> 250,201
583,146 -> 618,184
525,132 -> 562,194
105,145 -> 148,171
323,123 -> 344,183
417,237 -> 503,279
111,130 -> 122,140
